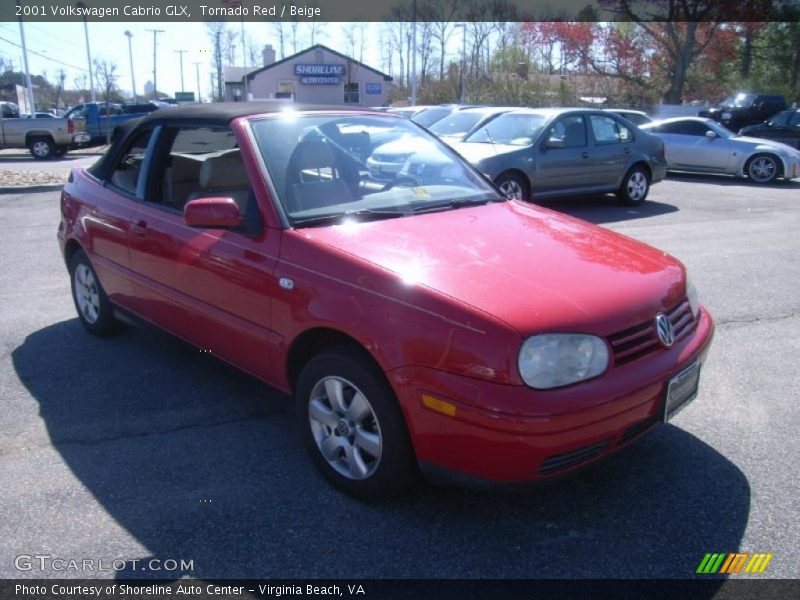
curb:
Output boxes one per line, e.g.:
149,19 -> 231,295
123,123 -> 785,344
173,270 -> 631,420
0,183 -> 64,194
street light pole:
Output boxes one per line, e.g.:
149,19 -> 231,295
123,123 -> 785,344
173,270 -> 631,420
193,62 -> 202,103
124,30 -> 136,100
145,28 -> 164,99
175,50 -> 187,93
76,2 -> 95,102
15,0 -> 35,113
456,23 -> 467,104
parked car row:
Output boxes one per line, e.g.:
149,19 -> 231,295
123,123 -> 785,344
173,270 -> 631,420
388,101 -> 800,189
59,102 -> 715,500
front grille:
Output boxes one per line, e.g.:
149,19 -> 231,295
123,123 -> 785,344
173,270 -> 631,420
618,417 -> 658,447
608,299 -> 696,366
539,439 -> 611,475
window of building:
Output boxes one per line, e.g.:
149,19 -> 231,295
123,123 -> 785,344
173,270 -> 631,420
344,82 -> 360,105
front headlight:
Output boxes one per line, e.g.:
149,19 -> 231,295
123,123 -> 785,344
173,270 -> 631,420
518,334 -> 609,389
686,275 -> 700,319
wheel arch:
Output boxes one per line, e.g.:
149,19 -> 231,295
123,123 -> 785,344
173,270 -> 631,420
622,159 -> 652,185
24,131 -> 55,145
63,238 -> 84,267
285,327 -> 387,395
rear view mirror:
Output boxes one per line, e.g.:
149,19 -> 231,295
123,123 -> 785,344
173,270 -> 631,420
544,138 -> 565,150
183,197 -> 243,228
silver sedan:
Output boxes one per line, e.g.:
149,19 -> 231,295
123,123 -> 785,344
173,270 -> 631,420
642,117 -> 800,183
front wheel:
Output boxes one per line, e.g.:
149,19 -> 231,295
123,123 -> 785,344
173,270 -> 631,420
295,348 -> 417,501
745,154 -> 781,184
495,171 -> 530,202
68,250 -> 124,336
617,166 -> 650,206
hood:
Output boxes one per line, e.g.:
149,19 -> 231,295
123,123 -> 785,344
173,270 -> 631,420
451,141 -> 526,165
302,201 -> 686,336
734,135 -> 798,153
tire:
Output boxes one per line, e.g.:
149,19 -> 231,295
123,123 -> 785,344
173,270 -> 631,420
495,171 -> 530,202
28,136 -> 55,160
295,347 -> 417,501
68,250 -> 124,336
617,165 -> 650,206
745,154 -> 781,184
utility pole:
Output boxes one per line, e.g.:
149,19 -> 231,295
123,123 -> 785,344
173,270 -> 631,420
193,62 -> 202,103
124,30 -> 136,100
145,28 -> 164,99
240,18 -> 248,100
410,0 -> 417,106
15,0 -> 35,113
175,50 -> 187,93
215,30 -> 223,101
76,2 -> 95,102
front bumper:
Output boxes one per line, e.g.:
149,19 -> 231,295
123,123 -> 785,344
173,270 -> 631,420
387,307 -> 714,484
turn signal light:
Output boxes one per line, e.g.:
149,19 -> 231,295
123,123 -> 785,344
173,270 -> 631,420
421,394 -> 457,417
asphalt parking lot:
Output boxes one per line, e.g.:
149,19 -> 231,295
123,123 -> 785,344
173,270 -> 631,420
1,174 -> 798,580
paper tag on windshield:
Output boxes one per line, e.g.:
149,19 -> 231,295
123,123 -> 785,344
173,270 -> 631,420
413,187 -> 430,199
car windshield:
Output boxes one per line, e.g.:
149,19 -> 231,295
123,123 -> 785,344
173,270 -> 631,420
429,112 -> 486,137
250,113 -> 501,227
721,93 -> 755,108
411,108 -> 452,128
463,113 -> 547,146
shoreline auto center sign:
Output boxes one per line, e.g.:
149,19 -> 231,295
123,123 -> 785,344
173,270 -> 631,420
295,64 -> 347,85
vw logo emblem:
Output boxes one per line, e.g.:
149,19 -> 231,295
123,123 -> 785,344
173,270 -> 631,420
655,313 -> 675,348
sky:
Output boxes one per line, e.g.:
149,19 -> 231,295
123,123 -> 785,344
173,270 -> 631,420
0,18 -> 389,101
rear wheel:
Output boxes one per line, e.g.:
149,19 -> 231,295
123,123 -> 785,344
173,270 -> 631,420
29,136 -> 55,160
745,154 -> 781,183
68,250 -> 124,336
617,166 -> 650,206
495,171 -> 530,202
295,347 -> 417,501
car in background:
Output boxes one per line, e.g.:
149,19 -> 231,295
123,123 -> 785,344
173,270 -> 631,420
1,101 -> 20,118
738,109 -> 800,149
58,102 -> 714,499
641,117 -> 800,183
604,109 -> 653,127
428,106 -> 517,145
699,93 -> 787,131
437,108 -> 666,205
387,105 -> 434,119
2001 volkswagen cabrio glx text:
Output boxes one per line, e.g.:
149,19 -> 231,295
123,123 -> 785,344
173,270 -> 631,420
58,104 -> 714,500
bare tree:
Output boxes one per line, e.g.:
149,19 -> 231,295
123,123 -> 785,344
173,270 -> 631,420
270,22 -> 286,59
205,22 -> 226,101
93,59 -> 118,144
423,0 -> 460,78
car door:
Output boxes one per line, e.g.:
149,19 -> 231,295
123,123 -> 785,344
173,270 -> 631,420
586,113 -> 633,188
126,123 -> 282,382
79,127 -> 155,305
534,114 -> 593,195
660,121 -> 731,171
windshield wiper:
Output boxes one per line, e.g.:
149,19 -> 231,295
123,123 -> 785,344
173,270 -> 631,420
292,208 -> 409,227
412,197 -> 499,215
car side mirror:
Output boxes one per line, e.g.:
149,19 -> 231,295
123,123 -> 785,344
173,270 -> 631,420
705,130 -> 718,139
183,197 -> 243,228
544,138 -> 565,150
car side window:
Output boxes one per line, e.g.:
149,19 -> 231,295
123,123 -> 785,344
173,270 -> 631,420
661,121 -> 708,136
108,130 -> 153,196
589,115 -> 633,144
789,112 -> 800,128
547,115 -> 587,148
151,126 -> 263,236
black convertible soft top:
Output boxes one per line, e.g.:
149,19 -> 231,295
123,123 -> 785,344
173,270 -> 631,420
89,102 -> 387,180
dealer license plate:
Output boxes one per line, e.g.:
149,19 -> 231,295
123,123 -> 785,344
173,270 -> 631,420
662,361 -> 701,422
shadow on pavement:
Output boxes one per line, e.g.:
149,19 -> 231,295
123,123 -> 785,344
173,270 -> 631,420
544,195 -> 679,225
13,319 -> 750,582
666,172 -> 800,189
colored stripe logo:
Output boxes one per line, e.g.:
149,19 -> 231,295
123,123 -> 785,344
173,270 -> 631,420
696,552 -> 773,574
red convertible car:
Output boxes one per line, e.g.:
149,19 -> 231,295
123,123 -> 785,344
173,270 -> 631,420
58,104 -> 714,499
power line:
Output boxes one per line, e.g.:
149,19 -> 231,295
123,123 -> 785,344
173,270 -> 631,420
0,33 -> 88,71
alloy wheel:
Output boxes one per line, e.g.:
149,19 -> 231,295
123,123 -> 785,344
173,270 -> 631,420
308,376 -> 382,480
748,156 -> 777,183
499,179 -> 524,200
73,264 -> 100,324
627,171 -> 648,202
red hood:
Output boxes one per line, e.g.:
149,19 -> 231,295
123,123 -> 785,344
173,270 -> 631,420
302,201 -> 686,336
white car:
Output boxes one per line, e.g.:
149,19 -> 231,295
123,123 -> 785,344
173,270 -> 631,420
641,117 -> 800,183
